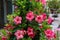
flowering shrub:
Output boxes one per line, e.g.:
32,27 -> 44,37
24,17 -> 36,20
0,0 -> 56,40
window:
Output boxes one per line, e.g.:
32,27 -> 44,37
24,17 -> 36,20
0,0 -> 13,29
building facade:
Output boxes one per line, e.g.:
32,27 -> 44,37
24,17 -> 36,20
0,0 -> 14,28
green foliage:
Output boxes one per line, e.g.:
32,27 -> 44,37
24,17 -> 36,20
7,15 -> 14,24
22,37 -> 32,40
0,29 -> 7,36
48,0 -> 60,10
0,36 -> 2,40
0,29 -> 7,40
15,0 -> 43,15
42,21 -> 52,29
9,35 -> 16,40
3,0 -> 53,40
11,0 -> 43,33
40,33 -> 47,40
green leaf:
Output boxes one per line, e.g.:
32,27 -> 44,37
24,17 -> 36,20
0,36 -> 2,40
22,37 -> 32,40
27,37 -> 32,40
0,29 -> 7,36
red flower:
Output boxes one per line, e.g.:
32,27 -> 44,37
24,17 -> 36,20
44,29 -> 55,39
27,27 -> 35,38
54,34 -> 56,38
47,17 -> 53,24
4,24 -> 14,30
35,15 -> 43,23
2,36 -> 7,40
14,16 -> 22,25
26,11 -> 34,21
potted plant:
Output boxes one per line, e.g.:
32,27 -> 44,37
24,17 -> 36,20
0,0 -> 56,40
48,0 -> 60,18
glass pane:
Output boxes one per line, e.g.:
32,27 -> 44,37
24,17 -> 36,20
7,0 -> 12,14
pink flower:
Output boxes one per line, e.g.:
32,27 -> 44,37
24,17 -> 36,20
26,11 -> 34,21
2,36 -> 7,40
27,27 -> 33,32
41,13 -> 47,20
47,17 -> 53,24
41,0 -> 46,5
44,29 -> 55,39
35,15 -> 43,23
28,33 -> 35,38
14,30 -> 26,40
27,27 -> 33,35
14,16 -> 22,25
27,27 -> 35,38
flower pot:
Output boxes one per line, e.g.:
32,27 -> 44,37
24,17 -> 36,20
52,14 -> 58,18
50,8 -> 58,18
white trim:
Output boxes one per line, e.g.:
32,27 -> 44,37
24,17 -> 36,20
12,0 -> 14,13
